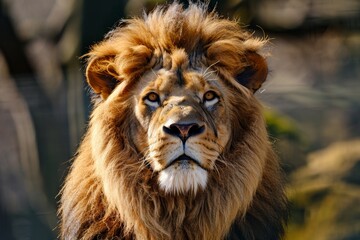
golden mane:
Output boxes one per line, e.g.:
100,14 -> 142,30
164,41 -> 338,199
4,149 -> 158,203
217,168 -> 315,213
59,2 -> 287,240
85,2 -> 266,99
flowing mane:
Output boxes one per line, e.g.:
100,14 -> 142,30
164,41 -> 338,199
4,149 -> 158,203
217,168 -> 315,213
59,3 -> 287,240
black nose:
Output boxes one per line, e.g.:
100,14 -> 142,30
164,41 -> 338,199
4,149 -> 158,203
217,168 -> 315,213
163,123 -> 205,142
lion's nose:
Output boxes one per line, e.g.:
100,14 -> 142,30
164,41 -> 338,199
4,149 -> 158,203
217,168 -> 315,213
163,123 -> 205,142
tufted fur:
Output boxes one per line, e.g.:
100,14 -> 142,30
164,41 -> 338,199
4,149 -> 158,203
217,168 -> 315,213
59,2 -> 287,240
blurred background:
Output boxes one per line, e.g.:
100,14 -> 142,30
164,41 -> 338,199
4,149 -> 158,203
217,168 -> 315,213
0,0 -> 359,239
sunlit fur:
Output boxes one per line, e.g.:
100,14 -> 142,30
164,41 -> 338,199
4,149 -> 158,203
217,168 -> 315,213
59,2 -> 287,240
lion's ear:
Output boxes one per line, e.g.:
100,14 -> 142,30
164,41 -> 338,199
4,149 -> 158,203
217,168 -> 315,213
86,55 -> 119,99
235,52 -> 268,93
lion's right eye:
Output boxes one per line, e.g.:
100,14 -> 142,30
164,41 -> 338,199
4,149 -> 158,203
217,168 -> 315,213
144,92 -> 160,108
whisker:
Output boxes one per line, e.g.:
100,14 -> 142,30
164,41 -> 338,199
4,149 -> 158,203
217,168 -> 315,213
216,153 -> 235,170
203,70 -> 218,79
151,68 -> 159,78
212,163 -> 222,178
207,78 -> 219,82
131,155 -> 153,179
202,61 -> 220,78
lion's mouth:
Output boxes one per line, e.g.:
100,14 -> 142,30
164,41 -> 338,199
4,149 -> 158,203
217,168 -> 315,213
164,154 -> 205,170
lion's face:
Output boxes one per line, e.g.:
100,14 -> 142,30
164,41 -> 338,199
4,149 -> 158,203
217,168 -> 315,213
84,7 -> 269,197
132,60 -> 231,194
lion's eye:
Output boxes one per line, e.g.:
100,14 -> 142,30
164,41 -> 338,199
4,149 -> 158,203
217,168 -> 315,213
146,92 -> 159,102
204,91 -> 217,101
144,92 -> 160,108
203,91 -> 219,108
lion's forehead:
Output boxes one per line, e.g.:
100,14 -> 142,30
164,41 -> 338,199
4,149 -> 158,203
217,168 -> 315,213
138,67 -> 223,98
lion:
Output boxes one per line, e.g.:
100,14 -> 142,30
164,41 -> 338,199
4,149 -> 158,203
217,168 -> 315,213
59,2 -> 288,240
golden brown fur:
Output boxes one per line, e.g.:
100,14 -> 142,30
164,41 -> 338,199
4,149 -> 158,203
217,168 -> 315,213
59,3 -> 287,240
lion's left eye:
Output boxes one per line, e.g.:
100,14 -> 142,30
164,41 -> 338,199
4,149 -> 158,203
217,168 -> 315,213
144,92 -> 160,108
203,91 -> 219,107
204,91 -> 217,101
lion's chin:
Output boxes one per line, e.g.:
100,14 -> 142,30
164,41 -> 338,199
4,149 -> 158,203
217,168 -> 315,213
158,161 -> 208,195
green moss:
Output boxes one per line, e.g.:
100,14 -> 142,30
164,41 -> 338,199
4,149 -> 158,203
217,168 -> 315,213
264,110 -> 300,141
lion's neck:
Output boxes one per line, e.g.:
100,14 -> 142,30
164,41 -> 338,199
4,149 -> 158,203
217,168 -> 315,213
109,169 -> 240,240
